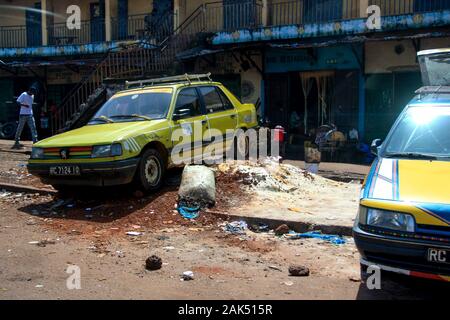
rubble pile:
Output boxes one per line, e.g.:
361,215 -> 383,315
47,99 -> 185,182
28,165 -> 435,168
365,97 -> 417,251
215,159 -> 338,194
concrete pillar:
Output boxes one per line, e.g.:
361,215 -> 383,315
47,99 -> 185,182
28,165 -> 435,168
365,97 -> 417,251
262,0 -> 268,26
174,0 -> 180,31
105,0 -> 112,41
41,0 -> 48,46
360,0 -> 369,17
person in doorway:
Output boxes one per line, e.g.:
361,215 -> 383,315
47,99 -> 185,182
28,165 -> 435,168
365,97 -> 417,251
289,110 -> 302,144
12,87 -> 38,149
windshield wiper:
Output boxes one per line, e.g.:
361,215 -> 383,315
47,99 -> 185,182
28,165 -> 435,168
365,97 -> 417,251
384,152 -> 438,160
90,115 -> 114,123
110,114 -> 153,121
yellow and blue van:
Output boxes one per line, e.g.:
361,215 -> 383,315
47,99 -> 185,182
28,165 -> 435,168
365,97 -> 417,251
354,49 -> 450,281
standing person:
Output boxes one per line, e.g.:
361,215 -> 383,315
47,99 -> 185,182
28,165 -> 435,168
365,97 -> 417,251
12,87 -> 38,149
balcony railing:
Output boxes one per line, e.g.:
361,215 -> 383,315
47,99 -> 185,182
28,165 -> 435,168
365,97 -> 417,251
111,12 -> 174,44
267,0 -> 450,27
203,1 -> 263,33
111,14 -> 146,41
0,25 -> 30,48
48,19 -> 105,45
1,1 -> 449,49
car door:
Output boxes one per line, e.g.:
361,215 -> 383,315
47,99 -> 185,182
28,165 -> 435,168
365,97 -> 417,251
199,86 -> 238,156
170,87 -> 208,164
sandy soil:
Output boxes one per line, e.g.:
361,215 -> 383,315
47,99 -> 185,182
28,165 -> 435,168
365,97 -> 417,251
0,150 -> 448,299
0,188 -> 448,300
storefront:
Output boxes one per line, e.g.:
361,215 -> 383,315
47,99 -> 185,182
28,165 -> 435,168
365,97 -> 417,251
263,44 -> 364,160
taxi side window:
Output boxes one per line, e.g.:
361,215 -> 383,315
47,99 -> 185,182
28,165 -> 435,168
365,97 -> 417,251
216,87 -> 234,111
175,88 -> 202,118
200,86 -> 227,114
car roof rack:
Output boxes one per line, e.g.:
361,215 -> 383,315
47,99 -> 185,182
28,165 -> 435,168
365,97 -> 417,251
415,86 -> 450,94
125,73 -> 213,89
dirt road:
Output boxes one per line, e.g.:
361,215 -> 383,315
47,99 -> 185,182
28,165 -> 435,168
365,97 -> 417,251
0,189 -> 447,300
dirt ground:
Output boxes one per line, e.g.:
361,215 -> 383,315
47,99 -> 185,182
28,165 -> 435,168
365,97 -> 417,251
0,186 -> 448,300
0,148 -> 448,300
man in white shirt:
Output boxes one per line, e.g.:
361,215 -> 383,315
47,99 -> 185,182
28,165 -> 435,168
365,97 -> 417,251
12,87 -> 38,149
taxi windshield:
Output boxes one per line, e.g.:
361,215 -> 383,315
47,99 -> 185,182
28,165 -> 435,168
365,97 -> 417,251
383,106 -> 450,160
89,89 -> 173,124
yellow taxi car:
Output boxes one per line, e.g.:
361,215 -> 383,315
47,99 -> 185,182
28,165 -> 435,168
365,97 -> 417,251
354,85 -> 450,282
28,74 -> 257,191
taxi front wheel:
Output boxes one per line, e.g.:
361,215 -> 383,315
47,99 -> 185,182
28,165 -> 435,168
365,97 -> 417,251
136,149 -> 165,191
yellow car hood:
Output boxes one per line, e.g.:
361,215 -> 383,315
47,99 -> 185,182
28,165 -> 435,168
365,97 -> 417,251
35,121 -> 165,148
363,158 -> 450,226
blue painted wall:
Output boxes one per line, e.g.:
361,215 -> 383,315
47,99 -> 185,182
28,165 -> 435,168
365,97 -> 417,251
212,10 -> 450,45
0,40 -> 153,58
265,45 -> 361,73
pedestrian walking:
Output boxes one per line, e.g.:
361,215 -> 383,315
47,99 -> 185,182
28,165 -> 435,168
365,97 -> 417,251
12,87 -> 38,149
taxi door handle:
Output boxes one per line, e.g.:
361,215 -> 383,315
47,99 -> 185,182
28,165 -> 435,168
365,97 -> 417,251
230,114 -> 236,119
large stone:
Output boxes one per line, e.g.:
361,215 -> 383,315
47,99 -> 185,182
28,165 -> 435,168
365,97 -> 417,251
178,165 -> 216,207
288,265 -> 310,277
274,224 -> 290,236
145,255 -> 162,271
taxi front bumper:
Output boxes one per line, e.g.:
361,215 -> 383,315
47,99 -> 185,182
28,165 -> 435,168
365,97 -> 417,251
27,158 -> 139,187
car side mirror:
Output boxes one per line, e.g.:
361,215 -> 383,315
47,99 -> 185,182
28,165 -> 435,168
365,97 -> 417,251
371,139 -> 382,156
172,108 -> 191,121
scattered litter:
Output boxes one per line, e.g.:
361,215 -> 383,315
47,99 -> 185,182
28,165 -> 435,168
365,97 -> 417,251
145,255 -> 162,271
177,205 -> 200,219
181,271 -> 194,281
286,231 -> 346,245
248,223 -> 270,233
289,265 -> 310,277
274,224 -> 290,236
283,281 -> 294,286
288,207 -> 312,215
28,241 -> 39,245
126,231 -> 142,237
163,246 -> 175,251
26,219 -> 38,225
35,284 -> 44,288
36,239 -> 56,247
50,199 -> 68,210
115,251 -> 125,258
268,265 -> 283,272
223,221 -> 248,235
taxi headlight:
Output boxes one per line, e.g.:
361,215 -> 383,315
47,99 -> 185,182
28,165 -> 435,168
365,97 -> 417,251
366,208 -> 415,232
92,144 -> 122,158
31,147 -> 44,159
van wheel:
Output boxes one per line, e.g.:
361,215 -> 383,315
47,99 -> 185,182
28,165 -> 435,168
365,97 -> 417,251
137,148 -> 165,191
234,131 -> 250,160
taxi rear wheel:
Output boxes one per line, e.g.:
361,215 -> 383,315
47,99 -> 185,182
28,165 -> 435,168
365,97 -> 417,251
234,131 -> 250,160
136,148 -> 165,191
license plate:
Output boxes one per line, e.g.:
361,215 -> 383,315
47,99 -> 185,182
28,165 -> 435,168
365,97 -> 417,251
427,248 -> 449,264
49,166 -> 81,176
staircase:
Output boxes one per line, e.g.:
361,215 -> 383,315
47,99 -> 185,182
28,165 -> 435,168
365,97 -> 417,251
52,5 -> 210,134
